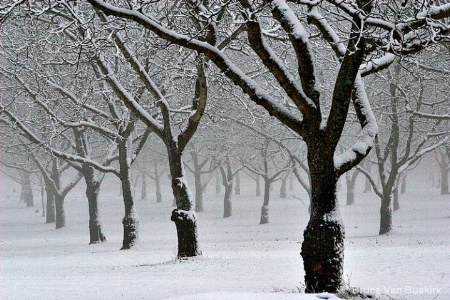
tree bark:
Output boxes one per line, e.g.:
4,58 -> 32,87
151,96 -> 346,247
85,178 -> 106,244
169,150 -> 201,258
21,171 -> 34,207
234,170 -> 241,195
379,195 -> 393,235
54,194 -> 65,229
194,172 -> 204,212
280,174 -> 287,199
223,183 -> 233,218
400,175 -> 407,194
301,141 -> 344,293
119,140 -> 139,250
260,178 -> 270,224
45,186 -> 56,224
393,188 -> 400,211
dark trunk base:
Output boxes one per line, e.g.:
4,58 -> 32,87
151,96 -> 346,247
171,209 -> 201,258
223,199 -> 232,218
301,219 -> 344,293
121,215 -> 139,250
379,207 -> 392,235
89,220 -> 107,244
259,205 -> 269,224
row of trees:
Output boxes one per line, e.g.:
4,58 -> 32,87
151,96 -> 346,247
1,0 -> 449,293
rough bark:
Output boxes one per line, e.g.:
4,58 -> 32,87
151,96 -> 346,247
169,150 -> 201,258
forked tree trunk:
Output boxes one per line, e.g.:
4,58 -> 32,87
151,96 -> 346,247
301,145 -> 344,293
379,194 -> 393,235
169,151 -> 201,258
45,187 -> 56,223
260,178 -> 270,224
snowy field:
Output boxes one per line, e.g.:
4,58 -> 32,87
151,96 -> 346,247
1,170 -> 448,300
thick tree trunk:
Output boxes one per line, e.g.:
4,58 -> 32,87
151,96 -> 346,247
301,142 -> 344,293
140,172 -> 147,201
260,178 -> 270,224
379,195 -> 393,235
169,151 -> 201,258
45,187 -> 56,223
223,183 -> 233,218
54,194 -> 65,229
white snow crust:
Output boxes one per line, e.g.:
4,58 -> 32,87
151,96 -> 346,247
1,167 -> 448,300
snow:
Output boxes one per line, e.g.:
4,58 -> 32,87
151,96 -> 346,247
1,169 -> 449,299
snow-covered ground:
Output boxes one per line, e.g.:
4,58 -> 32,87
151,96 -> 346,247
1,171 -> 448,300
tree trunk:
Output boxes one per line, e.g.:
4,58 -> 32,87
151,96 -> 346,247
155,164 -> 162,203
45,186 -> 56,223
54,194 -> 65,229
255,175 -> 261,197
379,195 -> 393,235
346,172 -> 355,206
280,174 -> 287,199
215,169 -> 221,194
301,144 -> 344,293
260,178 -> 270,224
119,140 -> 139,250
85,179 -> 106,244
21,172 -> 34,207
234,171 -> 241,195
223,183 -> 233,218
169,151 -> 201,258
194,173 -> 204,212
393,188 -> 400,211
439,152 -> 449,194
140,172 -> 147,200
400,175 -> 407,194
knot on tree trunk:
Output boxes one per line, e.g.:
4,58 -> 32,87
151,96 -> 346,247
171,209 -> 202,258
301,219 -> 344,293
